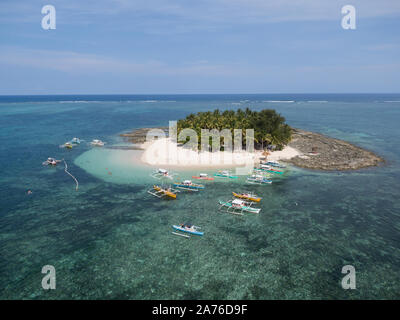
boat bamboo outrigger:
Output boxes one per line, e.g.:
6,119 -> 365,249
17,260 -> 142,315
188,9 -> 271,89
151,168 -> 176,180
246,174 -> 272,185
173,180 -> 204,192
42,157 -> 61,166
192,173 -> 214,181
172,223 -> 204,238
147,185 -> 179,199
218,199 -> 261,215
232,192 -> 262,202
214,170 -> 238,179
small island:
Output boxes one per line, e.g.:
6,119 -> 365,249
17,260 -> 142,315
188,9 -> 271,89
120,108 -> 384,171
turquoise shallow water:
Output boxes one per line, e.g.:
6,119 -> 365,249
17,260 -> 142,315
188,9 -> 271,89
0,94 -> 399,299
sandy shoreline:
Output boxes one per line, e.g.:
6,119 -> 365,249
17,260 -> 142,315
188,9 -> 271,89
139,137 -> 301,169
121,127 -> 384,171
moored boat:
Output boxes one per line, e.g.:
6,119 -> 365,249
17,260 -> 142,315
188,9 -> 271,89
90,139 -> 105,147
232,192 -> 262,202
42,157 -> 61,166
214,170 -> 238,179
261,161 -> 286,168
246,174 -> 272,185
255,165 -> 284,175
173,180 -> 204,191
151,168 -> 175,180
192,173 -> 214,181
147,185 -> 179,199
172,223 -> 204,236
218,199 -> 261,214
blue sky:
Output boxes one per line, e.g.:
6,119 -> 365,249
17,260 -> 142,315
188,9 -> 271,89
0,0 -> 400,94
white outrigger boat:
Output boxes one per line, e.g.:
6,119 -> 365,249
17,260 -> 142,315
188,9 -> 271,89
246,174 -> 272,185
90,139 -> 105,147
150,168 -> 176,180
172,223 -> 204,238
42,157 -> 61,166
218,199 -> 261,215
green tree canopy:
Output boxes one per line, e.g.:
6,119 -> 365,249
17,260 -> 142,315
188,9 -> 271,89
176,108 -> 292,151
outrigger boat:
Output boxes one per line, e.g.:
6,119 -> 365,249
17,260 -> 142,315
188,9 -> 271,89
61,137 -> 81,149
172,223 -> 204,238
173,180 -> 204,191
255,165 -> 284,175
192,173 -> 214,181
261,161 -> 286,168
218,199 -> 261,215
90,139 -> 105,147
42,157 -> 61,166
214,170 -> 238,179
246,174 -> 272,185
232,191 -> 262,202
147,185 -> 179,199
71,137 -> 81,145
151,168 -> 176,180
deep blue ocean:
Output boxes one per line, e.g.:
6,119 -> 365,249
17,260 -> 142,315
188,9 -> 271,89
0,94 -> 399,299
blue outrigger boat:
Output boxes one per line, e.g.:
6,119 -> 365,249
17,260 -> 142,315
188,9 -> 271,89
172,224 -> 204,237
173,180 -> 204,191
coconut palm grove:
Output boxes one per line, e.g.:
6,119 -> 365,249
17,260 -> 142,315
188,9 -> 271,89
176,108 -> 292,151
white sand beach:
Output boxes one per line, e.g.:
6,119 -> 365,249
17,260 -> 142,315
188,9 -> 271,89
140,138 -> 301,168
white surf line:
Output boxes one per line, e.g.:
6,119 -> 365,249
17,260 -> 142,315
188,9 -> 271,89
63,160 -> 79,191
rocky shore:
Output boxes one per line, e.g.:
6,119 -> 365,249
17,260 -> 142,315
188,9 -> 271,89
285,128 -> 384,171
120,127 -> 384,171
120,127 -> 169,146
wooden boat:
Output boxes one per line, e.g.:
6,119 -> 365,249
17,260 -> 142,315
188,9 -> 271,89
192,173 -> 214,181
172,224 -> 204,237
246,174 -> 272,185
214,170 -> 238,179
147,185 -> 179,199
173,180 -> 204,191
218,199 -> 261,215
232,192 -> 261,202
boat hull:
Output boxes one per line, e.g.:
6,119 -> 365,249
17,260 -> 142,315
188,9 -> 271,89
192,176 -> 214,181
153,186 -> 177,199
218,200 -> 261,214
172,225 -> 203,236
232,192 -> 261,202
173,183 -> 204,190
214,174 -> 238,179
